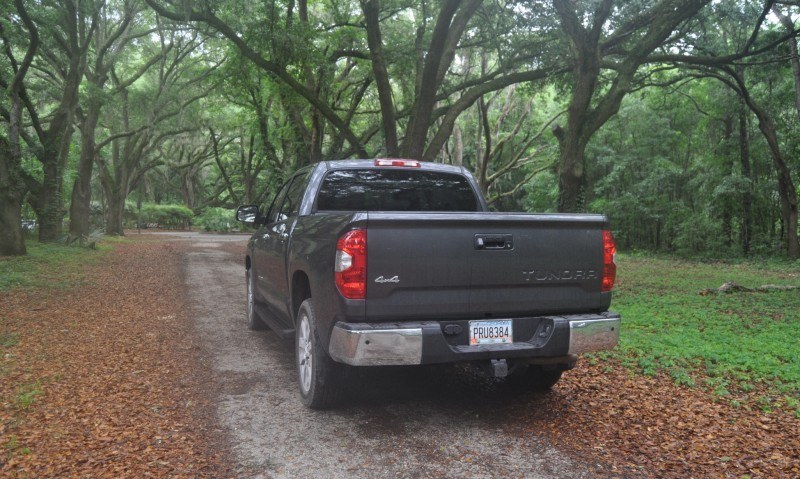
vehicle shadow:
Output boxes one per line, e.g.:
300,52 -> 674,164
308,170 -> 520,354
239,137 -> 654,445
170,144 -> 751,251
263,331 -> 567,425
344,364 -> 569,417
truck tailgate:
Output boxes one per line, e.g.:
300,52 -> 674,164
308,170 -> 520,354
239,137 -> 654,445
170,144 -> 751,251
364,213 -> 610,321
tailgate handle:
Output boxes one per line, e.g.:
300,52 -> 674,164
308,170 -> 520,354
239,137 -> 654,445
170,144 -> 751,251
475,234 -> 513,250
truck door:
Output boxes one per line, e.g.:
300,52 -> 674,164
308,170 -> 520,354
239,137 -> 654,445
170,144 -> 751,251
257,171 -> 309,321
253,181 -> 289,310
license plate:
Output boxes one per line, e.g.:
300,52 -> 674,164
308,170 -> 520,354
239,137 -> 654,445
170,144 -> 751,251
469,320 -> 513,345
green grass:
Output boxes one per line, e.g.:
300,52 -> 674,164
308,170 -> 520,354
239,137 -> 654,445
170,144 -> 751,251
1,325 -> 18,348
0,240 -> 109,292
15,381 -> 43,410
611,254 -> 800,407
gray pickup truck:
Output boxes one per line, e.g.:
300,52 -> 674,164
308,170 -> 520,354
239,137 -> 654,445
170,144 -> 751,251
236,159 -> 620,408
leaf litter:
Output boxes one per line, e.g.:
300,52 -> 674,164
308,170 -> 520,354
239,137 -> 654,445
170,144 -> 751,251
1,239 -> 233,478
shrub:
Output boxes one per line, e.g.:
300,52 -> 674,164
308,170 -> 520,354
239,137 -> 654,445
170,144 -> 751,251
132,203 -> 193,229
674,213 -> 725,255
195,207 -> 237,232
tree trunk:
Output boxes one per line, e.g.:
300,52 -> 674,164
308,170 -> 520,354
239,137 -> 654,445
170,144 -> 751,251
0,195 -> 26,256
0,137 -> 26,256
105,192 -> 126,236
36,57 -> 83,242
774,9 -> 800,120
721,115 -> 734,248
738,103 -> 752,255
452,124 -> 463,166
550,0 -> 709,214
362,0 -> 399,157
36,150 -> 67,242
97,139 -> 130,236
69,105 -> 100,238
103,166 -> 130,236
551,0 -> 603,213
476,95 -> 491,195
402,0 -> 463,159
554,126 -> 587,213
735,75 -> 799,259
1,88 -> 28,256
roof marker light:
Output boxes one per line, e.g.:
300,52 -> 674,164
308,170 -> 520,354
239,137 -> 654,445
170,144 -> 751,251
374,159 -> 421,168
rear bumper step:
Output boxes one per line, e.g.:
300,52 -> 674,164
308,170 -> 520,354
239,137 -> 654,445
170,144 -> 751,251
328,312 -> 620,366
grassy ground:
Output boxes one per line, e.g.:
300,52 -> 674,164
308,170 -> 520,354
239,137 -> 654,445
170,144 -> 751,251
609,254 -> 800,413
0,239 -> 111,292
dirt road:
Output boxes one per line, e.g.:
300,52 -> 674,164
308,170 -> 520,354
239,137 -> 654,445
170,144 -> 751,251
178,232 -> 605,479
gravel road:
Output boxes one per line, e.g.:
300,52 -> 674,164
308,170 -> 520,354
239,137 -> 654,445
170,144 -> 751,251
177,232 -> 600,479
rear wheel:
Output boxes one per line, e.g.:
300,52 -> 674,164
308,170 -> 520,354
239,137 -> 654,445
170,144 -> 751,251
296,299 -> 347,409
246,269 -> 265,331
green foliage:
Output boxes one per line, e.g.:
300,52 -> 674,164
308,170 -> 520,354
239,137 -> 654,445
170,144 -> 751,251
673,213 -> 725,255
133,204 -> 194,230
15,381 -> 43,410
585,78 -> 785,257
0,241 -> 105,292
523,171 -> 559,212
4,0 -> 798,262
3,435 -> 31,456
0,319 -> 18,348
612,254 -> 800,408
195,208 -> 237,232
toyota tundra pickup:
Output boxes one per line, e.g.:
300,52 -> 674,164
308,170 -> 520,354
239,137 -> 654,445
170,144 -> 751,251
236,159 -> 620,409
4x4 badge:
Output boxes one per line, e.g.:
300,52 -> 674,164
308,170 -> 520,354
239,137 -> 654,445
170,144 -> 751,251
374,275 -> 400,283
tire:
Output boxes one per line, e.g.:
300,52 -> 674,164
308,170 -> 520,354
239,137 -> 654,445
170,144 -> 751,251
246,268 -> 266,331
296,299 -> 347,409
506,365 -> 563,392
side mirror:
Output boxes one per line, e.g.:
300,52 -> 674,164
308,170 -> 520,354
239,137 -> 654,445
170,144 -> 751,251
236,205 -> 263,224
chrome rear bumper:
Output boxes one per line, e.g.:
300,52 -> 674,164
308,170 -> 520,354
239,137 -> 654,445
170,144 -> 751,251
568,317 -> 620,355
328,313 -> 620,366
329,325 -> 423,366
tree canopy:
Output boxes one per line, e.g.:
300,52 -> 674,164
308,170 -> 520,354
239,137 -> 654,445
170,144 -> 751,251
1,0 -> 799,259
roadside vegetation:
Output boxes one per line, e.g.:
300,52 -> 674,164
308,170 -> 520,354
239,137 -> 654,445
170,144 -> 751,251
0,239 -> 109,292
609,254 -> 800,415
194,207 -> 239,233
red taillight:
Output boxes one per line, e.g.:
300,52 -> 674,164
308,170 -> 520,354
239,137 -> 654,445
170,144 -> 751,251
374,159 -> 421,168
602,230 -> 617,292
335,229 -> 367,299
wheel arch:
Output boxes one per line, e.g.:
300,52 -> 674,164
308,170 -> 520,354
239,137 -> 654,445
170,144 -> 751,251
291,270 -> 312,324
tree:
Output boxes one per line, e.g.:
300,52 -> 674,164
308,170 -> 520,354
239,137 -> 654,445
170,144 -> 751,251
96,25 -> 216,235
649,0 -> 800,258
69,1 -> 162,238
0,0 -> 38,255
549,0 -> 711,212
19,0 -> 99,241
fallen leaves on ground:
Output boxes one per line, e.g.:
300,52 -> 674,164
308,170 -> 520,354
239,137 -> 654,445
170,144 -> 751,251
1,239 -> 232,478
511,362 -> 800,478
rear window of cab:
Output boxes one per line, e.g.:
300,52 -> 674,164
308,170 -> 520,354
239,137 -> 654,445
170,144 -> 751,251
315,169 -> 480,212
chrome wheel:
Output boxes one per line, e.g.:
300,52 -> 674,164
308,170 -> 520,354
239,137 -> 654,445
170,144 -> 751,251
246,269 -> 265,330
297,313 -> 313,395
296,298 -> 346,408
246,269 -> 254,320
